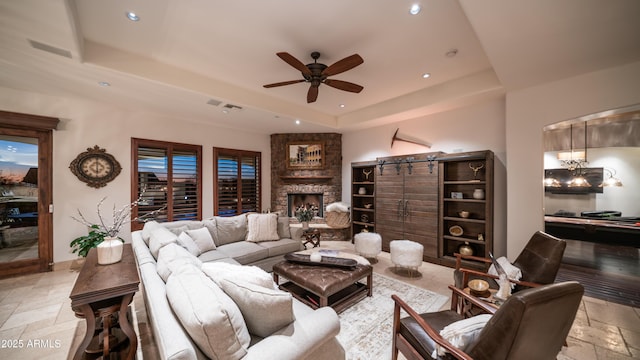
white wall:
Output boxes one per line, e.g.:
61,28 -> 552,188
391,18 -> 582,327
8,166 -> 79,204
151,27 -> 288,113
0,87 -> 272,263
506,60 -> 640,259
341,98 -> 508,256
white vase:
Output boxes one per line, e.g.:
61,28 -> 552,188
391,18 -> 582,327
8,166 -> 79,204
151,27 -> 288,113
358,187 -> 367,195
301,221 -> 310,230
97,237 -> 124,265
473,188 -> 485,200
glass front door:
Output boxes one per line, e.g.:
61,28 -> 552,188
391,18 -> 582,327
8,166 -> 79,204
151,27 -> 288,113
0,136 -> 39,263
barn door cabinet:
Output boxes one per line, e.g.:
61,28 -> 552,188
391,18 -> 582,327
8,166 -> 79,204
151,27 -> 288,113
375,152 -> 441,261
438,150 -> 494,268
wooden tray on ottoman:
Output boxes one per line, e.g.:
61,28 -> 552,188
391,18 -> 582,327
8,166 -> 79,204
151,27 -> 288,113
284,253 -> 358,269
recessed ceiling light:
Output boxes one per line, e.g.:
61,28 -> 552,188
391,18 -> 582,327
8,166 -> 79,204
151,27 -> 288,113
126,12 -> 140,21
339,104 -> 345,108
422,73 -> 431,79
222,109 -> 229,114
295,119 -> 301,125
409,4 -> 421,15
98,81 -> 110,87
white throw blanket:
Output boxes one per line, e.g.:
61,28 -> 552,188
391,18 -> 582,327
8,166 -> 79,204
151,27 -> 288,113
433,314 -> 493,358
487,256 -> 522,288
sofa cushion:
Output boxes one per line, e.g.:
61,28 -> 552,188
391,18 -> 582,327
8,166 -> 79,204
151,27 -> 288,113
186,227 -> 217,253
255,238 -> 302,257
201,262 -> 276,290
246,213 -> 279,242
141,220 -> 162,245
149,226 -> 178,259
218,278 -> 295,337
215,214 -> 247,246
198,249 -> 238,263
156,243 -> 202,282
277,216 -> 291,239
162,220 -> 204,234
166,266 -> 250,360
201,218 -> 220,244
177,232 -> 202,256
216,241 -> 269,265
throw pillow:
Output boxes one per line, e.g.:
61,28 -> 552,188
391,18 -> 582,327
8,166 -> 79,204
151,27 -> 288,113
149,226 -> 178,259
215,214 -> 247,245
166,267 -> 250,360
218,278 -> 295,337
186,227 -> 217,253
201,262 -> 276,290
435,314 -> 492,357
156,243 -> 202,282
177,232 -> 201,256
276,216 -> 292,239
141,220 -> 162,245
246,213 -> 279,242
202,218 -> 220,246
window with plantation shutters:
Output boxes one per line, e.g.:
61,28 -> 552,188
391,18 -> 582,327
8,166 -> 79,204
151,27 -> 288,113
214,148 -> 261,216
132,138 -> 202,230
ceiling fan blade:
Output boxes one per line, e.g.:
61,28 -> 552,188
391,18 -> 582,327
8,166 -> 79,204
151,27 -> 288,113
322,54 -> 364,76
263,79 -> 306,88
307,86 -> 319,103
324,79 -> 364,93
277,52 -> 312,76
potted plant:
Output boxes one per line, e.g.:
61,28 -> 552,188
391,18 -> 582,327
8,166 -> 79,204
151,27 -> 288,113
70,225 -> 108,258
71,194 -> 165,264
295,206 -> 315,229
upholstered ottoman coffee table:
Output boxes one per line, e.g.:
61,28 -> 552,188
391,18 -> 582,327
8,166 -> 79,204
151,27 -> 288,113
273,255 -> 373,313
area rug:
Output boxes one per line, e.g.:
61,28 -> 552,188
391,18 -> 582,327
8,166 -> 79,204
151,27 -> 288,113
337,272 -> 449,360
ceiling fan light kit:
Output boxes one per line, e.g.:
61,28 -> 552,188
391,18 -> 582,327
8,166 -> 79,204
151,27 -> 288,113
264,51 -> 364,103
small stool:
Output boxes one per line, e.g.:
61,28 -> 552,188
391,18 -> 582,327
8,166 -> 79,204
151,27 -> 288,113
302,228 -> 321,249
390,240 -> 423,277
354,232 -> 382,262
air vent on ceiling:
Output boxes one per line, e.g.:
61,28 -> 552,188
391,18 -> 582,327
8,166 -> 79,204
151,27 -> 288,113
206,98 -> 222,106
28,39 -> 72,59
223,103 -> 243,111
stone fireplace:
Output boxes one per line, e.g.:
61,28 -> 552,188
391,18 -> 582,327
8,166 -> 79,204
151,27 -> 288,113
287,193 -> 324,218
270,133 -> 342,226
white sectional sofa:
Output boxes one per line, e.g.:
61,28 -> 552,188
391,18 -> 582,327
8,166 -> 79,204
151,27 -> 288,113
131,213 -> 345,360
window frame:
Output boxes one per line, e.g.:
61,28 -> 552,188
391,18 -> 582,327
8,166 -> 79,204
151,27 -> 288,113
213,147 -> 262,216
131,138 -> 202,230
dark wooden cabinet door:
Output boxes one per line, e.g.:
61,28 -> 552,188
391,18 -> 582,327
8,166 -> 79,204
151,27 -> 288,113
375,168 -> 404,252
403,160 -> 439,259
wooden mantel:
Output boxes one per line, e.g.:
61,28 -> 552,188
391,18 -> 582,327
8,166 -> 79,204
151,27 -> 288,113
279,175 -> 333,182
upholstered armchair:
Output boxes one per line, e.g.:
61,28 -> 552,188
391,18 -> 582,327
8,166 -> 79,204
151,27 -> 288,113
392,281 -> 583,360
454,231 -> 567,292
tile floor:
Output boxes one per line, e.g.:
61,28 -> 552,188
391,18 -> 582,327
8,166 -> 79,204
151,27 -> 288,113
0,241 -> 637,359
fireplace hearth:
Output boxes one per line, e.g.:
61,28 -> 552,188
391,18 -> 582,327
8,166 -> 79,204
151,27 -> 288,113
288,193 -> 323,218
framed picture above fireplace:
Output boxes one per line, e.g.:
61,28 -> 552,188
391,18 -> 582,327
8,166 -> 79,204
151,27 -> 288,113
286,141 -> 325,169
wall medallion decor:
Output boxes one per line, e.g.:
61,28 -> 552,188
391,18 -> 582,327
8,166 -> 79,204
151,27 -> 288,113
69,145 -> 122,188
286,141 -> 325,169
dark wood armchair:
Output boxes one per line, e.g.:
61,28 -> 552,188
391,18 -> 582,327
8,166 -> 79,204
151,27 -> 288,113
454,231 -> 567,292
392,281 -> 583,360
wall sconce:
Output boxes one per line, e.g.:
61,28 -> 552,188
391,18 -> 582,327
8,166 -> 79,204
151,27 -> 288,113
600,168 -> 623,187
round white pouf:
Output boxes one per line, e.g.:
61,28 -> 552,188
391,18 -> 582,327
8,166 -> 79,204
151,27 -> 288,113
354,232 -> 382,259
390,240 -> 423,271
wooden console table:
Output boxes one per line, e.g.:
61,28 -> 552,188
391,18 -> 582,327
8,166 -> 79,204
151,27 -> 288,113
69,244 -> 139,360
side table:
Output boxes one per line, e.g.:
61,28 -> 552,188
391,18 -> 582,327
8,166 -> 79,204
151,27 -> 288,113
302,228 -> 321,248
69,244 -> 140,360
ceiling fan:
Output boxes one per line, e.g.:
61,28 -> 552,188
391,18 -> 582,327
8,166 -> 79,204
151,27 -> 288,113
263,51 -> 364,103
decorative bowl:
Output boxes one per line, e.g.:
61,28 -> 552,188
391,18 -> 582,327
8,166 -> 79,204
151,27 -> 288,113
449,225 -> 463,237
364,203 -> 373,209
458,211 -> 470,218
468,279 -> 490,293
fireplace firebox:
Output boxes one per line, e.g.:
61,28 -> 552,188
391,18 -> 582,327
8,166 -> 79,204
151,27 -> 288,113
287,193 -> 323,218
